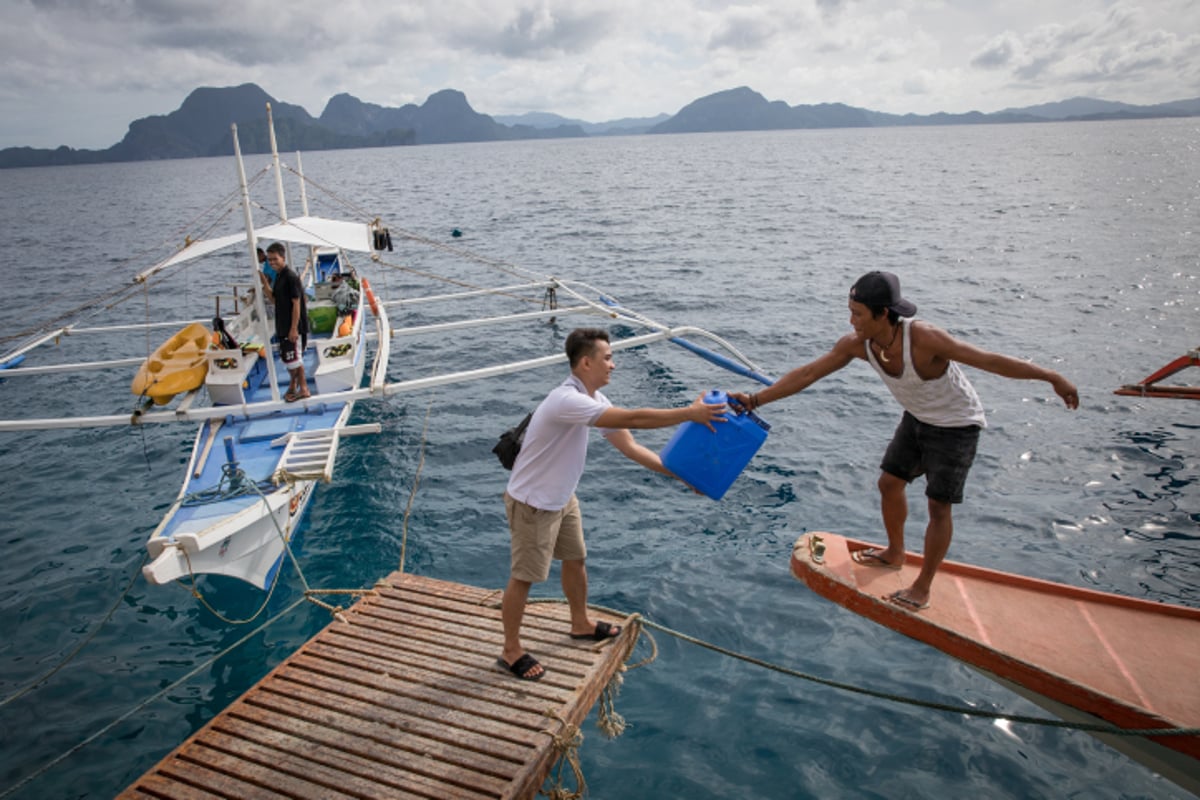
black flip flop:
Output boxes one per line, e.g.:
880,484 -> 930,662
496,653 -> 545,681
570,620 -> 621,641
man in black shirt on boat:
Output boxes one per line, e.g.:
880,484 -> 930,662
267,242 -> 310,402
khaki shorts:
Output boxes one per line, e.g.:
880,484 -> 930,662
504,492 -> 585,583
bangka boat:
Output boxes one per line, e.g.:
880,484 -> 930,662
0,105 -> 773,593
1114,348 -> 1200,400
789,531 -> 1200,796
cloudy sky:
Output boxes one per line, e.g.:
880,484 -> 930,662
2,0 -> 1198,149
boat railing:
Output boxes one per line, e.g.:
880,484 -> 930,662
369,294 -> 391,394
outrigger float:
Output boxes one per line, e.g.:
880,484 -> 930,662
0,105 -> 773,593
790,531 -> 1200,796
1114,348 -> 1200,400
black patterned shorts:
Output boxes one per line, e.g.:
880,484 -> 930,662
880,411 -> 981,504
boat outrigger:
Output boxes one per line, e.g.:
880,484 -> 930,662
0,105 -> 773,592
1114,348 -> 1200,400
790,531 -> 1200,796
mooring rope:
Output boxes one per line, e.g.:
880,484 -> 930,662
179,469 -> 376,624
636,612 -> 1200,739
0,168 -> 270,349
398,395 -> 435,575
540,711 -> 587,800
0,595 -> 308,800
530,600 -> 1199,741
0,552 -> 149,710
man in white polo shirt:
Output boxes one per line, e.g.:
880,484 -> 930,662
497,327 -> 727,681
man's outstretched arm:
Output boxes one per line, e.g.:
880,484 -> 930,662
924,327 -> 1079,409
594,392 -> 726,431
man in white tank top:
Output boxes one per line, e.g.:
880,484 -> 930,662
732,271 -> 1078,611
498,328 -> 727,681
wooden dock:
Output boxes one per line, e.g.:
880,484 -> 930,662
118,572 -> 636,799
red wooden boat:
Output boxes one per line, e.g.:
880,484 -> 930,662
790,531 -> 1200,795
1114,348 -> 1200,400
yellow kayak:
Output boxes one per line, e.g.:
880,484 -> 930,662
131,322 -> 211,405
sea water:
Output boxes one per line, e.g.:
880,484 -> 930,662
0,119 -> 1197,799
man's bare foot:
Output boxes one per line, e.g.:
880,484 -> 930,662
886,589 -> 930,611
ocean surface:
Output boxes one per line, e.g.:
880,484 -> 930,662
1,119 -> 1197,799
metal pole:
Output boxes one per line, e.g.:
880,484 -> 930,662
233,122 -> 280,401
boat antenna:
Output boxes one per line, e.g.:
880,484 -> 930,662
233,121 -> 281,402
267,103 -> 307,276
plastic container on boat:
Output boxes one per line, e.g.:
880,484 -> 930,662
660,389 -> 770,500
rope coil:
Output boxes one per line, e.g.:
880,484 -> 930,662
541,711 -> 586,800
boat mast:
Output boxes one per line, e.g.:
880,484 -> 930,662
265,103 -> 307,278
296,151 -> 311,217
232,121 -> 281,401
267,103 -> 289,225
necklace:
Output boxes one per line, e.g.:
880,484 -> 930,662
875,323 -> 901,363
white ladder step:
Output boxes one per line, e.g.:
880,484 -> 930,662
271,423 -> 382,483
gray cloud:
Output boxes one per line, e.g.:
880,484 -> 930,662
971,4 -> 1198,92
451,6 -> 614,59
971,34 -> 1018,70
709,14 -> 779,51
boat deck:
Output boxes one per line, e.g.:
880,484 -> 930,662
117,572 -> 635,799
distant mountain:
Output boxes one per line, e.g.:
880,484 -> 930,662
0,84 -> 580,169
650,86 -> 1043,133
321,89 -> 576,145
649,86 -> 1200,134
493,111 -> 670,136
4,83 -> 1199,169
1003,97 -> 1139,119
1001,95 -> 1200,121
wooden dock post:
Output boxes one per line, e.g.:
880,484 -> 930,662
118,572 -> 636,799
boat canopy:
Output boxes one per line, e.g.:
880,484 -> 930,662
138,215 -> 374,283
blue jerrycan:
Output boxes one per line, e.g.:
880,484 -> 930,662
660,389 -> 770,500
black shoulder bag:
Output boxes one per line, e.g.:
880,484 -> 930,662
492,412 -> 532,470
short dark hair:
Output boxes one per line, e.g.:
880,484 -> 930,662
565,328 -> 609,367
865,306 -> 902,324
266,242 -> 286,257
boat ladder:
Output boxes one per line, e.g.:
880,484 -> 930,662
271,423 -> 382,483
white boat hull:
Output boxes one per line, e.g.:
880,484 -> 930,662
143,478 -> 317,590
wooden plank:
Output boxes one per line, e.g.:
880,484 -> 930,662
120,773 -> 227,800
262,674 -> 538,761
284,654 -> 554,733
119,572 -> 637,800
237,689 -> 523,782
213,713 -> 503,798
190,730 -> 450,800
154,754 -> 346,800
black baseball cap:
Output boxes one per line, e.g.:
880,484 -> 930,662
849,271 -> 917,317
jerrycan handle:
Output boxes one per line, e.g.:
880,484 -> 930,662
704,389 -> 729,405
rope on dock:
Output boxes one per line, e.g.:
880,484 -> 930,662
541,711 -> 586,800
